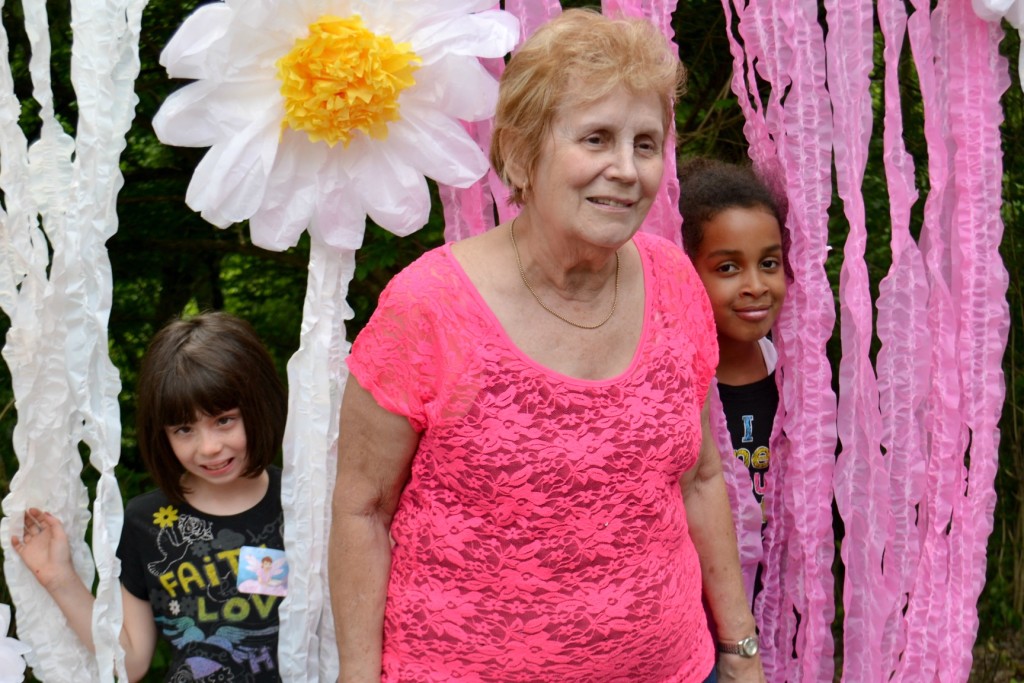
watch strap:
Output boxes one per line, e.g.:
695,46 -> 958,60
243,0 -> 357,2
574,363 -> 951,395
716,635 -> 759,657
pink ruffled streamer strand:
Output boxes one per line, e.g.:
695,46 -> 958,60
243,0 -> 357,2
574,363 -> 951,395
504,0 -> 563,43
889,3 -> 957,679
603,0 -> 683,246
721,1 -> 838,680
945,1 -> 1010,678
827,0 -> 888,680
709,382 -> 765,608
874,0 -> 931,677
717,2 -> 788,674
768,2 -> 838,679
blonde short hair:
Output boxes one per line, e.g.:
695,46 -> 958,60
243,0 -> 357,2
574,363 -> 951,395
490,8 -> 686,206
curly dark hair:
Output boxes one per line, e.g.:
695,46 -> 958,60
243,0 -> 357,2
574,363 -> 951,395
678,156 -> 784,258
135,311 -> 287,503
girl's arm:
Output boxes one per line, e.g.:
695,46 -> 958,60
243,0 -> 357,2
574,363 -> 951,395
329,377 -> 420,683
679,393 -> 766,683
11,509 -> 157,682
120,587 -> 158,682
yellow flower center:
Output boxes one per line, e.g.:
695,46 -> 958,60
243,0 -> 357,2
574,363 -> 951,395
277,15 -> 421,147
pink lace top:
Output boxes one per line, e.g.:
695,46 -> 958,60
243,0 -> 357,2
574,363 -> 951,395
348,231 -> 719,683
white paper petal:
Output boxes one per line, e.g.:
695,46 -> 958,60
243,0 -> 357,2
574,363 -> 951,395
153,80 -> 280,148
163,0 -> 323,82
248,131 -> 326,250
409,11 -> 520,64
1014,4 -> 1024,26
389,109 -> 489,188
185,108 -> 281,227
407,56 -> 500,123
310,176 -> 370,250
347,138 -> 431,235
159,3 -> 234,79
360,0 -> 502,38
973,0 -> 1024,24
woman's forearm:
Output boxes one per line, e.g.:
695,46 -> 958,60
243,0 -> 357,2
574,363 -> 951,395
683,467 -> 756,641
331,378 -> 421,682
329,507 -> 394,683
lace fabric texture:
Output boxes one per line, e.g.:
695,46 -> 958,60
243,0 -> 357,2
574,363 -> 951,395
348,232 -> 718,683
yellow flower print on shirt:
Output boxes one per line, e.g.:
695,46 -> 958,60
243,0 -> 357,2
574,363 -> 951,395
153,505 -> 179,529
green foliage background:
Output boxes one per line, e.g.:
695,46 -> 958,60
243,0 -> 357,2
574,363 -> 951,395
0,0 -> 1020,679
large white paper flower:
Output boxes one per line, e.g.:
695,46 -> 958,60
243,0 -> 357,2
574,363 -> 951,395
153,0 -> 519,250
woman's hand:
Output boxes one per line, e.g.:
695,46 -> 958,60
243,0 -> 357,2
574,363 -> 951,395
717,653 -> 767,682
10,508 -> 78,591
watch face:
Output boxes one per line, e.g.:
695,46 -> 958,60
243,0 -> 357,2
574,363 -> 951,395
740,637 -> 759,657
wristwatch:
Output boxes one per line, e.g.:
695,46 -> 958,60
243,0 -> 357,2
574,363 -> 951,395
717,635 -> 759,658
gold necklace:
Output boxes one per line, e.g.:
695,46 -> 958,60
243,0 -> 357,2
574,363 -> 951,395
509,219 -> 620,330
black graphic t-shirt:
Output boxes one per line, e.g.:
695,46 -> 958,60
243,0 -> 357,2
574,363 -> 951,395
117,467 -> 285,682
717,372 -> 778,515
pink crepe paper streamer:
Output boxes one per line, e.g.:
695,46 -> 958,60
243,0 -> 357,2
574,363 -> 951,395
440,57 -> 513,243
717,1 -> 788,671
721,1 -> 837,680
759,1 -> 839,680
439,0 -> 560,243
826,0 -> 889,680
504,0 -> 562,43
771,4 -> 838,680
709,382 -> 765,608
894,3 -> 961,679
719,0 -> 787,673
945,1 -> 1010,678
603,0 -> 683,246
874,0 -> 931,677
737,0 -> 791,208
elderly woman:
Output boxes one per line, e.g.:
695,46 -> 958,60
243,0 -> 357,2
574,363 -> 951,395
329,9 -> 764,683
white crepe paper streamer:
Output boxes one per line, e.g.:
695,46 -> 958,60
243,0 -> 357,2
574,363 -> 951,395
0,0 -> 99,676
0,0 -> 146,680
277,240 -> 354,682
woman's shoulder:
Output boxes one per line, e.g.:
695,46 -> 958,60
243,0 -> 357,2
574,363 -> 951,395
365,240 -> 496,344
380,243 -> 458,302
632,231 -> 700,287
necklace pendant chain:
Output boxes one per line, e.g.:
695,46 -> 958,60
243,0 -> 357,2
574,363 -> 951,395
510,219 -> 620,330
